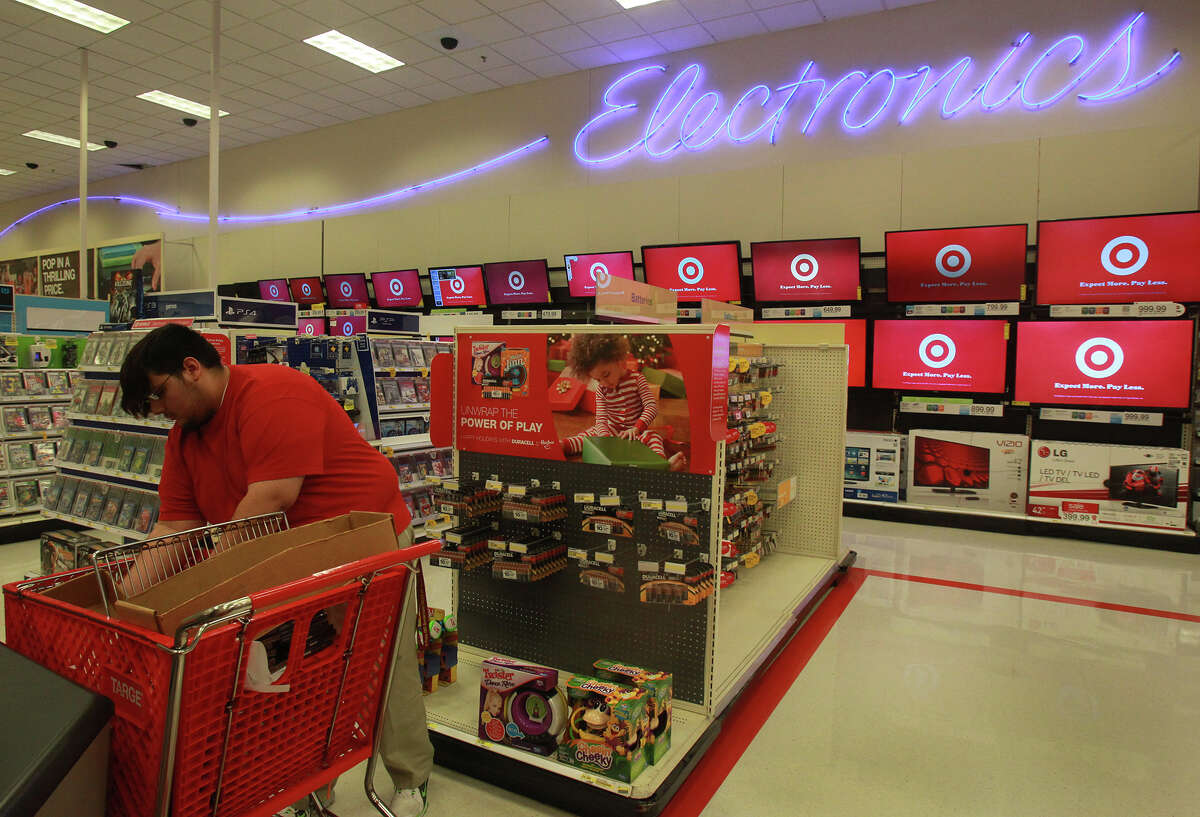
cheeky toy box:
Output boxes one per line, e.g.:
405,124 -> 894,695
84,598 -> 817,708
1027,441 -> 1189,531
478,656 -> 567,757
593,659 -> 673,765
906,430 -> 1028,515
559,675 -> 649,783
844,431 -> 907,502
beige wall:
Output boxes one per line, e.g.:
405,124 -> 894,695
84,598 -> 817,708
1,0 -> 1198,291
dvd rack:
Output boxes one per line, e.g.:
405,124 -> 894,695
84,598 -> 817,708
0,367 -> 74,521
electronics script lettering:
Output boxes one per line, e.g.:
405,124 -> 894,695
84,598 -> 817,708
574,13 -> 1179,164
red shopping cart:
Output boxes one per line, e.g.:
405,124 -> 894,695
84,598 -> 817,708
3,512 -> 440,817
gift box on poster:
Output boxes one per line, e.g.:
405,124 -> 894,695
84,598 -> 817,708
581,437 -> 669,470
547,374 -> 586,411
641,367 -> 686,398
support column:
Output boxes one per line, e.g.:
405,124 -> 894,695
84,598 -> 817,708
208,0 -> 221,288
79,48 -> 88,297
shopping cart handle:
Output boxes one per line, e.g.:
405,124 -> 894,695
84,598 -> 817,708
398,538 -> 443,562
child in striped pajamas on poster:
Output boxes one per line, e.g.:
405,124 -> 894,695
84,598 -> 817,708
562,334 -> 688,471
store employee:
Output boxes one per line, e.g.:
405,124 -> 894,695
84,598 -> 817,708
119,324 -> 432,817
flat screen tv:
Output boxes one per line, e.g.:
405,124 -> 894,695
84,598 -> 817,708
1014,319 -> 1192,407
331,314 -> 367,336
564,251 -> 636,297
428,265 -> 487,308
371,269 -> 423,308
751,237 -> 861,302
288,277 -> 324,306
913,436 -> 990,493
1036,211 -> 1200,304
885,224 -> 1027,303
641,241 -> 742,302
483,259 -> 550,305
1106,464 -> 1180,509
258,279 -> 289,302
871,319 -> 1008,393
297,317 -> 326,336
324,272 -> 370,309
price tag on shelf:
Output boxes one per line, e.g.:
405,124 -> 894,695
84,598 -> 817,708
664,561 -> 687,575
440,503 -> 455,514
592,522 -> 612,535
541,309 -> 562,320
511,509 -> 528,521
969,403 -> 1004,417
1049,302 -> 1184,318
509,542 -> 529,554
904,302 -> 1018,317
641,498 -> 664,510
574,492 -> 595,504
445,531 -> 463,545
568,547 -> 588,560
487,539 -> 507,551
760,305 -> 851,319
502,569 -> 518,580
638,560 -> 660,573
665,499 -> 688,512
599,494 -> 621,506
484,479 -> 503,492
436,556 -> 452,568
594,551 -> 614,564
500,310 -> 538,320
508,484 -> 527,496
1038,408 -> 1163,426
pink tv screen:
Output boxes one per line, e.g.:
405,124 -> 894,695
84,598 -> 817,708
886,225 -> 1027,303
483,259 -> 550,305
324,273 -> 370,309
642,241 -> 742,302
371,269 -> 423,308
751,238 -> 860,302
564,251 -> 636,297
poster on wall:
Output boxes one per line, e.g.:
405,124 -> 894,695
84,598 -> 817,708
455,329 -> 729,475
96,236 -> 163,300
37,250 -> 93,299
0,257 -> 38,295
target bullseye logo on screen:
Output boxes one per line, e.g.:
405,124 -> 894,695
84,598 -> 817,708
918,333 -> 957,369
508,270 -> 525,291
1100,235 -> 1149,276
339,281 -> 353,298
590,262 -> 611,289
448,277 -> 466,294
389,277 -> 404,296
790,253 -> 819,282
677,256 -> 704,285
341,321 -> 354,336
935,244 -> 972,278
1074,337 -> 1124,378
268,284 -> 281,298
301,282 -> 313,297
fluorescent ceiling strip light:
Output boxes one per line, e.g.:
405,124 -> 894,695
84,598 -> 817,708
303,30 -> 404,73
23,130 -> 106,150
13,0 -> 129,33
137,90 -> 228,119
0,169 -> 15,176
615,0 -> 666,8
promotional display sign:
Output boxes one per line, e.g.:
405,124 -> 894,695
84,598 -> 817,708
258,279 -> 290,302
289,277 -> 324,306
751,238 -> 860,302
872,320 -> 1007,393
38,251 -> 89,298
885,225 -> 1026,303
907,429 -> 1029,514
483,260 -> 550,305
595,278 -> 678,324
0,257 -> 38,295
1014,320 -> 1192,408
453,328 -> 727,475
564,251 -> 636,298
371,269 -> 423,309
1036,211 -> 1200,304
844,431 -> 906,502
324,273 -> 370,309
642,242 -> 741,303
429,266 -> 487,308
97,237 -> 163,298
1028,441 -> 1189,530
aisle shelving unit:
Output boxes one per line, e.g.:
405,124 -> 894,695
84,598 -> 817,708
1,369 -> 74,521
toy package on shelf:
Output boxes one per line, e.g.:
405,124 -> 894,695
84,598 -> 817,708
1027,441 -> 1189,531
559,675 -> 648,783
907,430 -> 1028,515
420,608 -> 458,693
0,480 -> 12,512
39,528 -> 106,576
479,656 -> 567,757
844,431 -> 907,502
593,660 -> 673,765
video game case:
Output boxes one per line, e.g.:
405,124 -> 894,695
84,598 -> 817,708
81,383 -> 103,414
135,494 -> 159,534
0,372 -> 22,397
56,478 -> 79,513
71,482 -> 93,517
147,438 -> 165,480
69,381 -> 89,411
101,433 -> 123,470
100,487 -> 125,525
40,477 -> 62,509
22,372 -> 46,396
7,442 -> 33,472
84,433 -> 106,467
14,479 -> 41,510
374,339 -> 395,368
45,371 -> 70,395
90,338 -> 112,368
85,483 -> 108,520
33,441 -> 57,468
414,378 -> 431,404
96,383 -> 119,416
128,439 -> 151,474
108,336 -> 131,368
2,406 -> 28,434
116,491 -> 140,531
27,406 -> 52,431
398,379 -> 418,404
391,340 -> 413,367
116,437 -> 137,473
381,379 -> 402,407
0,480 -> 12,512
51,406 -> 68,430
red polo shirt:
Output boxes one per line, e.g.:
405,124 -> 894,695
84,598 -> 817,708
158,364 -> 411,533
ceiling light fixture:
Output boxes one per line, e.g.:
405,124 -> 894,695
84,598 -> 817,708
0,169 -> 15,175
13,0 -> 129,33
136,90 -> 228,119
23,130 -> 107,150
615,0 -> 667,8
303,30 -> 404,73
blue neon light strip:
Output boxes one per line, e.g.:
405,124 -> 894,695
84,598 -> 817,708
1,136 -> 549,239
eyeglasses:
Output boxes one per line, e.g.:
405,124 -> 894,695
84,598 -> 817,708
146,374 -> 174,402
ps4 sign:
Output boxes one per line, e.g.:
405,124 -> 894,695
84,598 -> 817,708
573,13 -> 1180,165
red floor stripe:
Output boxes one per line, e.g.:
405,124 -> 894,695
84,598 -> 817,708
660,567 -> 866,817
862,569 -> 1200,623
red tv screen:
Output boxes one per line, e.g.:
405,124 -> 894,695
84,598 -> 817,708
564,251 -> 636,297
297,317 -> 326,336
1036,211 -> 1200,304
483,259 -> 550,305
1015,320 -> 1192,407
331,314 -> 367,337
751,238 -> 860,302
258,279 -> 289,302
371,270 -> 423,309
288,277 -> 324,306
325,273 -> 370,309
872,319 -> 1008,393
429,266 -> 486,308
886,225 -> 1027,303
642,241 -> 741,302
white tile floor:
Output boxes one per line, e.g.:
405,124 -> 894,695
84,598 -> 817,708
4,516 -> 1200,816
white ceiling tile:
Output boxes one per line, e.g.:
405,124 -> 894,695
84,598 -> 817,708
351,96 -> 401,114
478,0 -> 534,10
268,40 -> 339,70
454,13 -> 525,43
103,25 -> 188,56
747,0 -> 794,9
703,12 -> 767,39
451,46 -> 512,71
265,99 -> 317,118
382,37 -> 443,63
563,44 -> 619,69
27,16 -> 109,48
282,70 -> 342,92
417,0 -> 491,24
578,13 -> 644,43
683,0 -> 753,20
256,7 -> 327,40
524,53 -> 575,77
239,52 -> 305,77
503,2 -> 571,34
607,35 -> 667,60
293,0 -> 370,27
346,0 -> 407,14
169,43 -> 216,72
418,56 -> 477,80
534,25 -> 596,52
216,37 -> 259,61
447,72 -> 501,93
545,0 -> 615,23
222,62 -> 272,86
307,56 -> 376,83
756,1 -> 823,30
140,55 -> 203,83
237,106 -> 286,123
23,68 -> 78,92
627,1 -> 698,33
814,0 -> 884,19
347,74 -> 407,96
483,63 -> 537,85
141,12 -> 211,42
412,81 -> 458,101
389,89 -> 431,108
386,66 -> 437,88
378,5 -> 447,36
0,55 -> 32,76
493,35 -> 554,62
222,0 -> 286,19
335,18 -> 407,49
93,74 -> 147,95
883,0 -> 934,7
225,21 -> 293,50
226,86 -> 281,108
653,23 -> 712,51
1,2 -> 47,26
321,83 -> 373,104
254,77 -> 307,99
6,29 -> 77,59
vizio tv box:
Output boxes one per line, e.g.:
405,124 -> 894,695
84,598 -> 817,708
906,430 -> 1029,515
844,431 -> 906,502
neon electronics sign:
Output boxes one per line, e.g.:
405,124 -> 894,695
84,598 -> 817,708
573,13 -> 1181,165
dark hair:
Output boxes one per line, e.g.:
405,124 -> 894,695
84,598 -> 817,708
119,324 -> 222,416
567,333 -> 629,373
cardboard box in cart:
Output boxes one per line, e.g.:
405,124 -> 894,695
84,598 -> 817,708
1027,442 -> 1189,531
42,512 -> 399,634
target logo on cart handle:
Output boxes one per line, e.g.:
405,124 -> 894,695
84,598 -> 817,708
918,333 -> 957,369
790,254 -> 819,282
508,270 -> 525,291
591,262 -> 611,289
1074,337 -> 1124,378
935,244 -> 972,279
1100,235 -> 1148,276
448,277 -> 466,294
678,257 -> 704,285
389,277 -> 404,296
